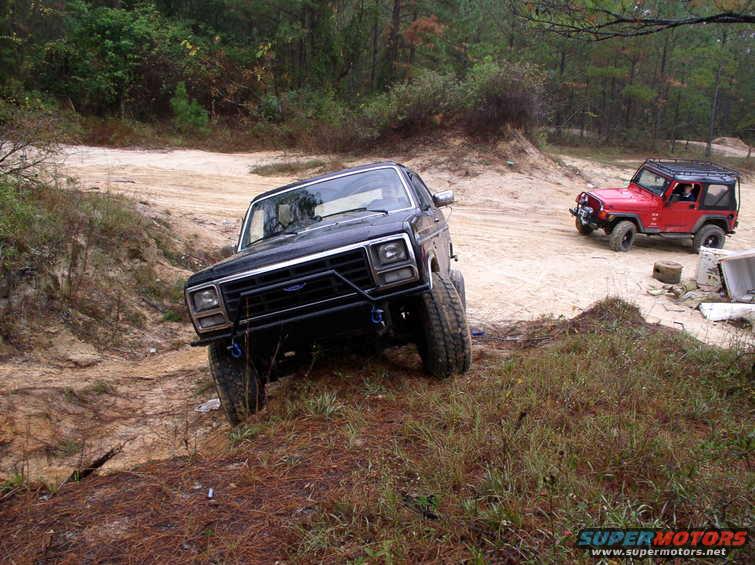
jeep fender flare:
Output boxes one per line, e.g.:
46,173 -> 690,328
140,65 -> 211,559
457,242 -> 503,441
691,215 -> 731,234
607,214 -> 645,233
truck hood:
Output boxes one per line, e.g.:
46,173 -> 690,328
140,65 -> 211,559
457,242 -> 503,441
588,184 -> 658,211
187,210 -> 417,288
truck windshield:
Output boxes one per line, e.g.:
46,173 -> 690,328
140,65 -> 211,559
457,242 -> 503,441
240,168 -> 411,248
632,168 -> 670,196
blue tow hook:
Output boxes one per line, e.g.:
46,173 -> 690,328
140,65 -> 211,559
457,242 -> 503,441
228,341 -> 243,359
370,305 -> 384,325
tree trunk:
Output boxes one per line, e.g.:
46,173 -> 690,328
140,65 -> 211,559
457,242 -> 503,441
705,30 -> 728,158
385,0 -> 402,84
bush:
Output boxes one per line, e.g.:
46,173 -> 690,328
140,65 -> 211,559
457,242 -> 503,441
461,60 -> 545,136
369,69 -> 461,133
170,82 -> 209,134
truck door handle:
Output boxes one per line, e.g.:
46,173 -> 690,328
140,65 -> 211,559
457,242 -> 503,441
689,204 -> 695,209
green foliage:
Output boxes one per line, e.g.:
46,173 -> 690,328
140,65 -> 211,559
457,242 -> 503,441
1,0 -> 751,145
170,82 -> 208,133
462,60 -> 545,134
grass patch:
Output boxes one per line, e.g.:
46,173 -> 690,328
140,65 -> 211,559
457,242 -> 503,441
304,391 -> 343,419
250,159 -> 348,177
54,439 -> 83,458
83,380 -> 114,395
292,300 -> 754,562
229,424 -> 264,447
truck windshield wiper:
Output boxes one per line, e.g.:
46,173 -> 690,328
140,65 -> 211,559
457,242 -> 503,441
244,229 -> 298,249
318,207 -> 389,220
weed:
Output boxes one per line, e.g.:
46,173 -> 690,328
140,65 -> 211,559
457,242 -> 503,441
161,309 -> 182,322
0,472 -> 26,494
84,380 -> 114,395
304,392 -> 342,418
228,424 -> 263,446
54,439 -> 82,458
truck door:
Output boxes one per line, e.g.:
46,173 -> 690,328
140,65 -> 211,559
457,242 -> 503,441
407,170 -> 451,274
661,181 -> 703,232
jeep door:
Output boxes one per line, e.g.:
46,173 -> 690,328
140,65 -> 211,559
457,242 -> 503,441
405,169 -> 451,276
661,181 -> 704,232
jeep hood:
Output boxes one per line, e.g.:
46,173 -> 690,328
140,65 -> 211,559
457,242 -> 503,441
187,210 -> 417,288
588,184 -> 658,211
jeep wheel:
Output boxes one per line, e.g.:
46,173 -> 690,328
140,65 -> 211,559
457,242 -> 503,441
450,269 -> 466,309
575,218 -> 593,236
417,273 -> 471,378
208,341 -> 265,426
608,220 -> 637,252
693,224 -> 726,252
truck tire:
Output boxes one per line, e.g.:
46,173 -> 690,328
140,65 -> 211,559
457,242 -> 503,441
575,218 -> 593,235
608,220 -> 637,252
417,273 -> 471,378
693,224 -> 726,252
208,341 -> 265,426
450,269 -> 466,309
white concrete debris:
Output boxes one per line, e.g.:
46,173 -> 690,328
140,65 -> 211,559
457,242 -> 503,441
695,247 -> 733,289
699,303 -> 755,328
719,249 -> 755,303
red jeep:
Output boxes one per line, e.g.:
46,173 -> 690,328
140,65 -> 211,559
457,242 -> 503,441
570,159 -> 741,252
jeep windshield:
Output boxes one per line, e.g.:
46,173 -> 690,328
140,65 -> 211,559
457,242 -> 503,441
632,167 -> 670,196
240,168 -> 412,248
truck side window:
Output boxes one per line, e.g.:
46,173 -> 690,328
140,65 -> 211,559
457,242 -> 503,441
407,171 -> 433,210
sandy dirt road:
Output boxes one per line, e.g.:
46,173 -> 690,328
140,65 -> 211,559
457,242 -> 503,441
2,141 -> 752,482
60,142 -> 754,345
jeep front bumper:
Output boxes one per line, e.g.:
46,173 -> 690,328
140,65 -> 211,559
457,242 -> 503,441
570,204 -> 598,228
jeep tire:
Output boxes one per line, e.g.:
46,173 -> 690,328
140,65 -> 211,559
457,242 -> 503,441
575,218 -> 593,236
450,269 -> 466,309
608,220 -> 637,252
208,341 -> 265,426
693,224 -> 726,252
417,273 -> 472,378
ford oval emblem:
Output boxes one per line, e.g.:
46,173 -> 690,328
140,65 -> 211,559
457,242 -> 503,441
283,283 -> 306,292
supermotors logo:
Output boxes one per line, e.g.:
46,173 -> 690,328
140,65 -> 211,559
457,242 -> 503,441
576,528 -> 748,559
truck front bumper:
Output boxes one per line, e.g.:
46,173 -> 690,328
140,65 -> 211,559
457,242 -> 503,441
190,280 -> 430,347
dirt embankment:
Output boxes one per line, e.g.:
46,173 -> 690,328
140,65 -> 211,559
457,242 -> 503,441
1,135 -> 753,486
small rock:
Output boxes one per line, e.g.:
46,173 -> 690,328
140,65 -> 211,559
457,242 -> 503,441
149,347 -> 157,354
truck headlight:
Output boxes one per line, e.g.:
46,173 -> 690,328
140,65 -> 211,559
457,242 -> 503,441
374,240 -> 408,265
192,287 -> 219,312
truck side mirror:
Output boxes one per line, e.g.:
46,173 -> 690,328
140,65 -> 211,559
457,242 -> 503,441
432,190 -> 455,207
220,244 -> 236,258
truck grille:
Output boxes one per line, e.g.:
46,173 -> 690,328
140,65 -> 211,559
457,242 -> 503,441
221,248 -> 374,325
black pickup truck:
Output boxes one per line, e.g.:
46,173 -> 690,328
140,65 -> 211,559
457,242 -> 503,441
185,162 -> 471,424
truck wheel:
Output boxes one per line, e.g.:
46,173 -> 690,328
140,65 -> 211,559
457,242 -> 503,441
417,273 -> 471,378
693,224 -> 726,252
208,341 -> 265,426
450,269 -> 466,309
575,218 -> 593,235
608,220 -> 636,252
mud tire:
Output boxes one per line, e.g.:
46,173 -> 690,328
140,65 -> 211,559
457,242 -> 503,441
693,224 -> 726,252
417,273 -> 472,378
608,220 -> 637,252
575,218 -> 593,235
208,341 -> 265,426
450,269 -> 467,309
